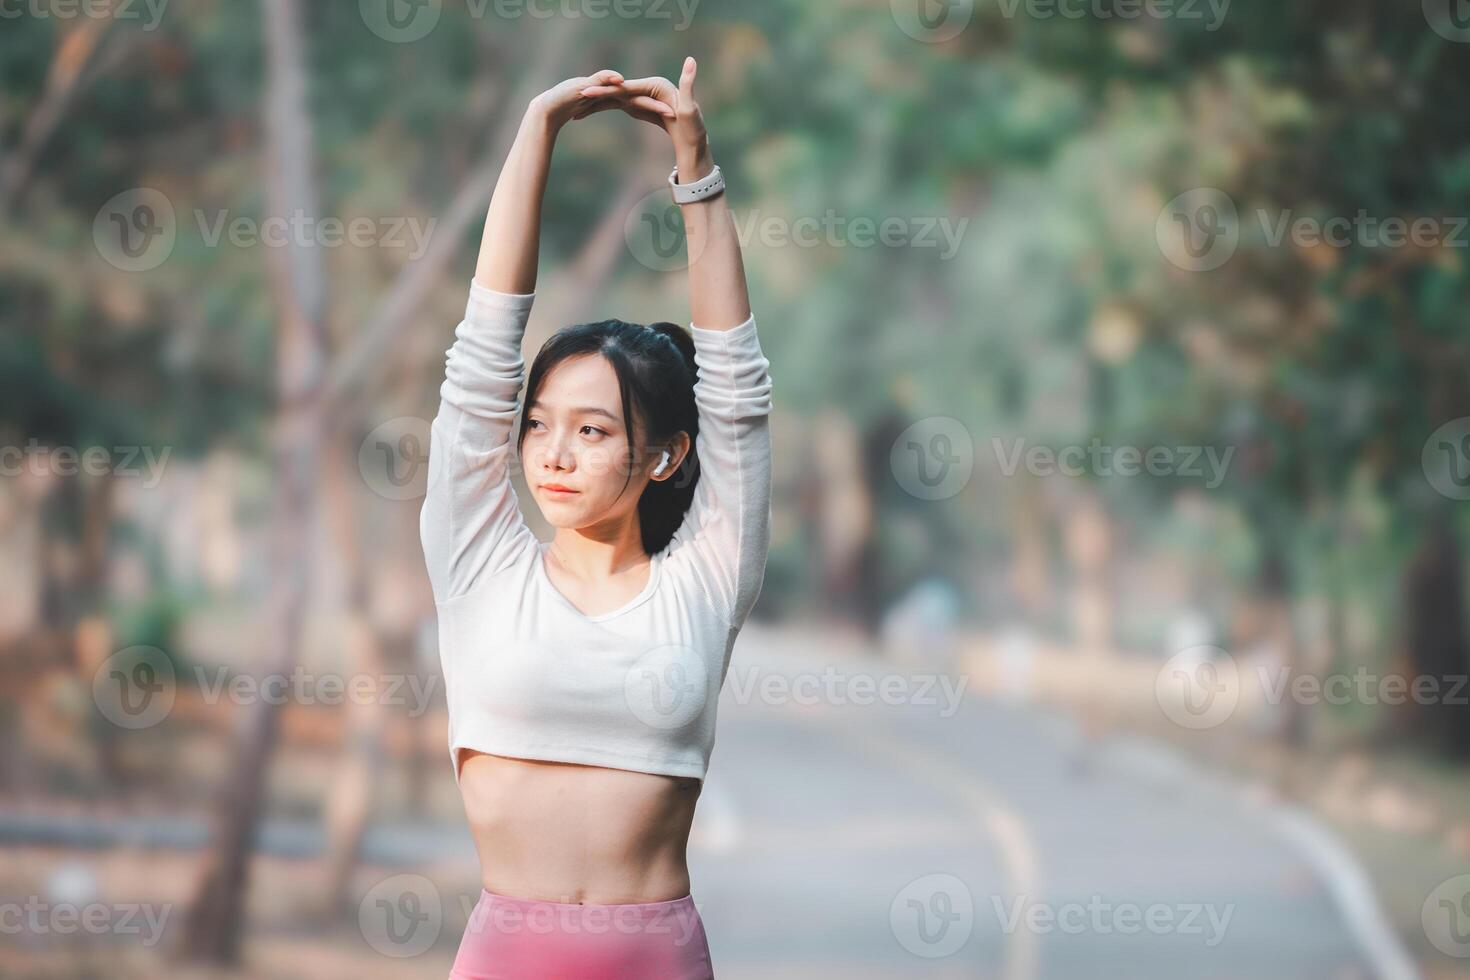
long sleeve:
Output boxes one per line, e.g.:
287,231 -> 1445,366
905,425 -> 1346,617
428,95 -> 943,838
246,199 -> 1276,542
419,278 -> 539,603
662,312 -> 774,628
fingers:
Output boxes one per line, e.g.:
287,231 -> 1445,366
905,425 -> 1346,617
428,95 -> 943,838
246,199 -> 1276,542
622,105 -> 667,127
679,56 -> 696,104
617,75 -> 678,102
583,68 -> 624,87
628,95 -> 675,118
570,89 -> 671,120
565,63 -> 690,125
571,97 -> 619,120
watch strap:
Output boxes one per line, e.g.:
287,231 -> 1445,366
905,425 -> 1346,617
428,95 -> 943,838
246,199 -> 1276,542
668,163 -> 725,204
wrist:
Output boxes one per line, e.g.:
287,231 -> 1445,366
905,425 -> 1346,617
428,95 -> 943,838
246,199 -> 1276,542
526,96 -> 563,136
674,141 -> 714,181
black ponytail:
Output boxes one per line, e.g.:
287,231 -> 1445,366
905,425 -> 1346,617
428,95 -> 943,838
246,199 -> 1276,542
637,322 -> 701,554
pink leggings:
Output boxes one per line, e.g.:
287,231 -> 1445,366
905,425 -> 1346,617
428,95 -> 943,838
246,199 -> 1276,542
449,888 -> 715,979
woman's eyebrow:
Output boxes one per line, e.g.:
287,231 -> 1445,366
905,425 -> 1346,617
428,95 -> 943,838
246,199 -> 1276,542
527,400 -> 620,422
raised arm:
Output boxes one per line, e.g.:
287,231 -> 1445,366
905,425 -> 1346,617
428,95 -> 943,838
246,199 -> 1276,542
420,71 -> 635,603
611,59 -> 773,626
613,57 -> 751,330
475,69 -> 634,292
673,58 -> 753,332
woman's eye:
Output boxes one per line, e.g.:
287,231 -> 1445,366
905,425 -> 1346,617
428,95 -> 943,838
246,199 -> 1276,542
526,419 -> 543,430
581,426 -> 606,437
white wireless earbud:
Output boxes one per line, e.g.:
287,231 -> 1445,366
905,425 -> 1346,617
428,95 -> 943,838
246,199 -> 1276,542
652,449 -> 672,476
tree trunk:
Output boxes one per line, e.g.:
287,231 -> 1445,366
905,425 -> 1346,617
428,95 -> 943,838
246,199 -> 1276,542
1402,509 -> 1470,758
313,437 -> 385,915
1259,547 -> 1307,749
178,0 -> 325,962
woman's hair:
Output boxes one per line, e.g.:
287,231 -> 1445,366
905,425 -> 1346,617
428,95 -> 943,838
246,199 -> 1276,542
518,318 -> 701,555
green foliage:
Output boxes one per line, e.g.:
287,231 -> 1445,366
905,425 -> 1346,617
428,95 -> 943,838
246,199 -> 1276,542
2,0 -> 1467,659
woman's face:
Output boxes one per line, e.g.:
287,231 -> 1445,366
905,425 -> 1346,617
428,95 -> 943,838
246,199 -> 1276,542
522,353 -> 659,531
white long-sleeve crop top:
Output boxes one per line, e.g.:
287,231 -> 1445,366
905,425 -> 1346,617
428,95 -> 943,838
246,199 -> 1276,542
419,279 -> 773,785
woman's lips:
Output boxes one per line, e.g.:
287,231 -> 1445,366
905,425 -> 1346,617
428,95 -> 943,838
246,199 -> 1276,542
541,485 -> 579,497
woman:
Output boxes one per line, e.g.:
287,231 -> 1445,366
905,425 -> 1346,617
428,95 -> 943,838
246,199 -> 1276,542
420,57 -> 772,979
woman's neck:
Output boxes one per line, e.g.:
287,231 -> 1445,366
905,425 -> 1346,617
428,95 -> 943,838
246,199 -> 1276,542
546,521 -> 648,580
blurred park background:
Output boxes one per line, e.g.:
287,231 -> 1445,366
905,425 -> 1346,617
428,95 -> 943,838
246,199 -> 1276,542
4,0 -> 1470,977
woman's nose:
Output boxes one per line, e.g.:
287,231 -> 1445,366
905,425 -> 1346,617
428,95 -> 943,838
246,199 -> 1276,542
540,435 -> 574,470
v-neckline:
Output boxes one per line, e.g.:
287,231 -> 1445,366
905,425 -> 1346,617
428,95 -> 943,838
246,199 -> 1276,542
536,541 -> 662,623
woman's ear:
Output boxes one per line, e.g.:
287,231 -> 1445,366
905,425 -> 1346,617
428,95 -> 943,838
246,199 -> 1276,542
649,431 -> 693,482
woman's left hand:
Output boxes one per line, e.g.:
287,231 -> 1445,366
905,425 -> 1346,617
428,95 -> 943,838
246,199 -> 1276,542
579,57 -> 710,165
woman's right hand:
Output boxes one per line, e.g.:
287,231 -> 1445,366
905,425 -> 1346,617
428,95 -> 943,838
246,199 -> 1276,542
531,69 -> 674,131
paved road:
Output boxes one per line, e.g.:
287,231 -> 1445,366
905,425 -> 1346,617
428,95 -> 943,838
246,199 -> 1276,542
689,623 -> 1406,980
0,623 -> 1413,978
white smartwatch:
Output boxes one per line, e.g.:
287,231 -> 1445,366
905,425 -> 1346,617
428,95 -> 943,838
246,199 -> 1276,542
668,163 -> 725,204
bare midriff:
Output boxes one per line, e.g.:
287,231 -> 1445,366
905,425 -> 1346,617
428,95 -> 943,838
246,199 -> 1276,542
456,748 -> 703,905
